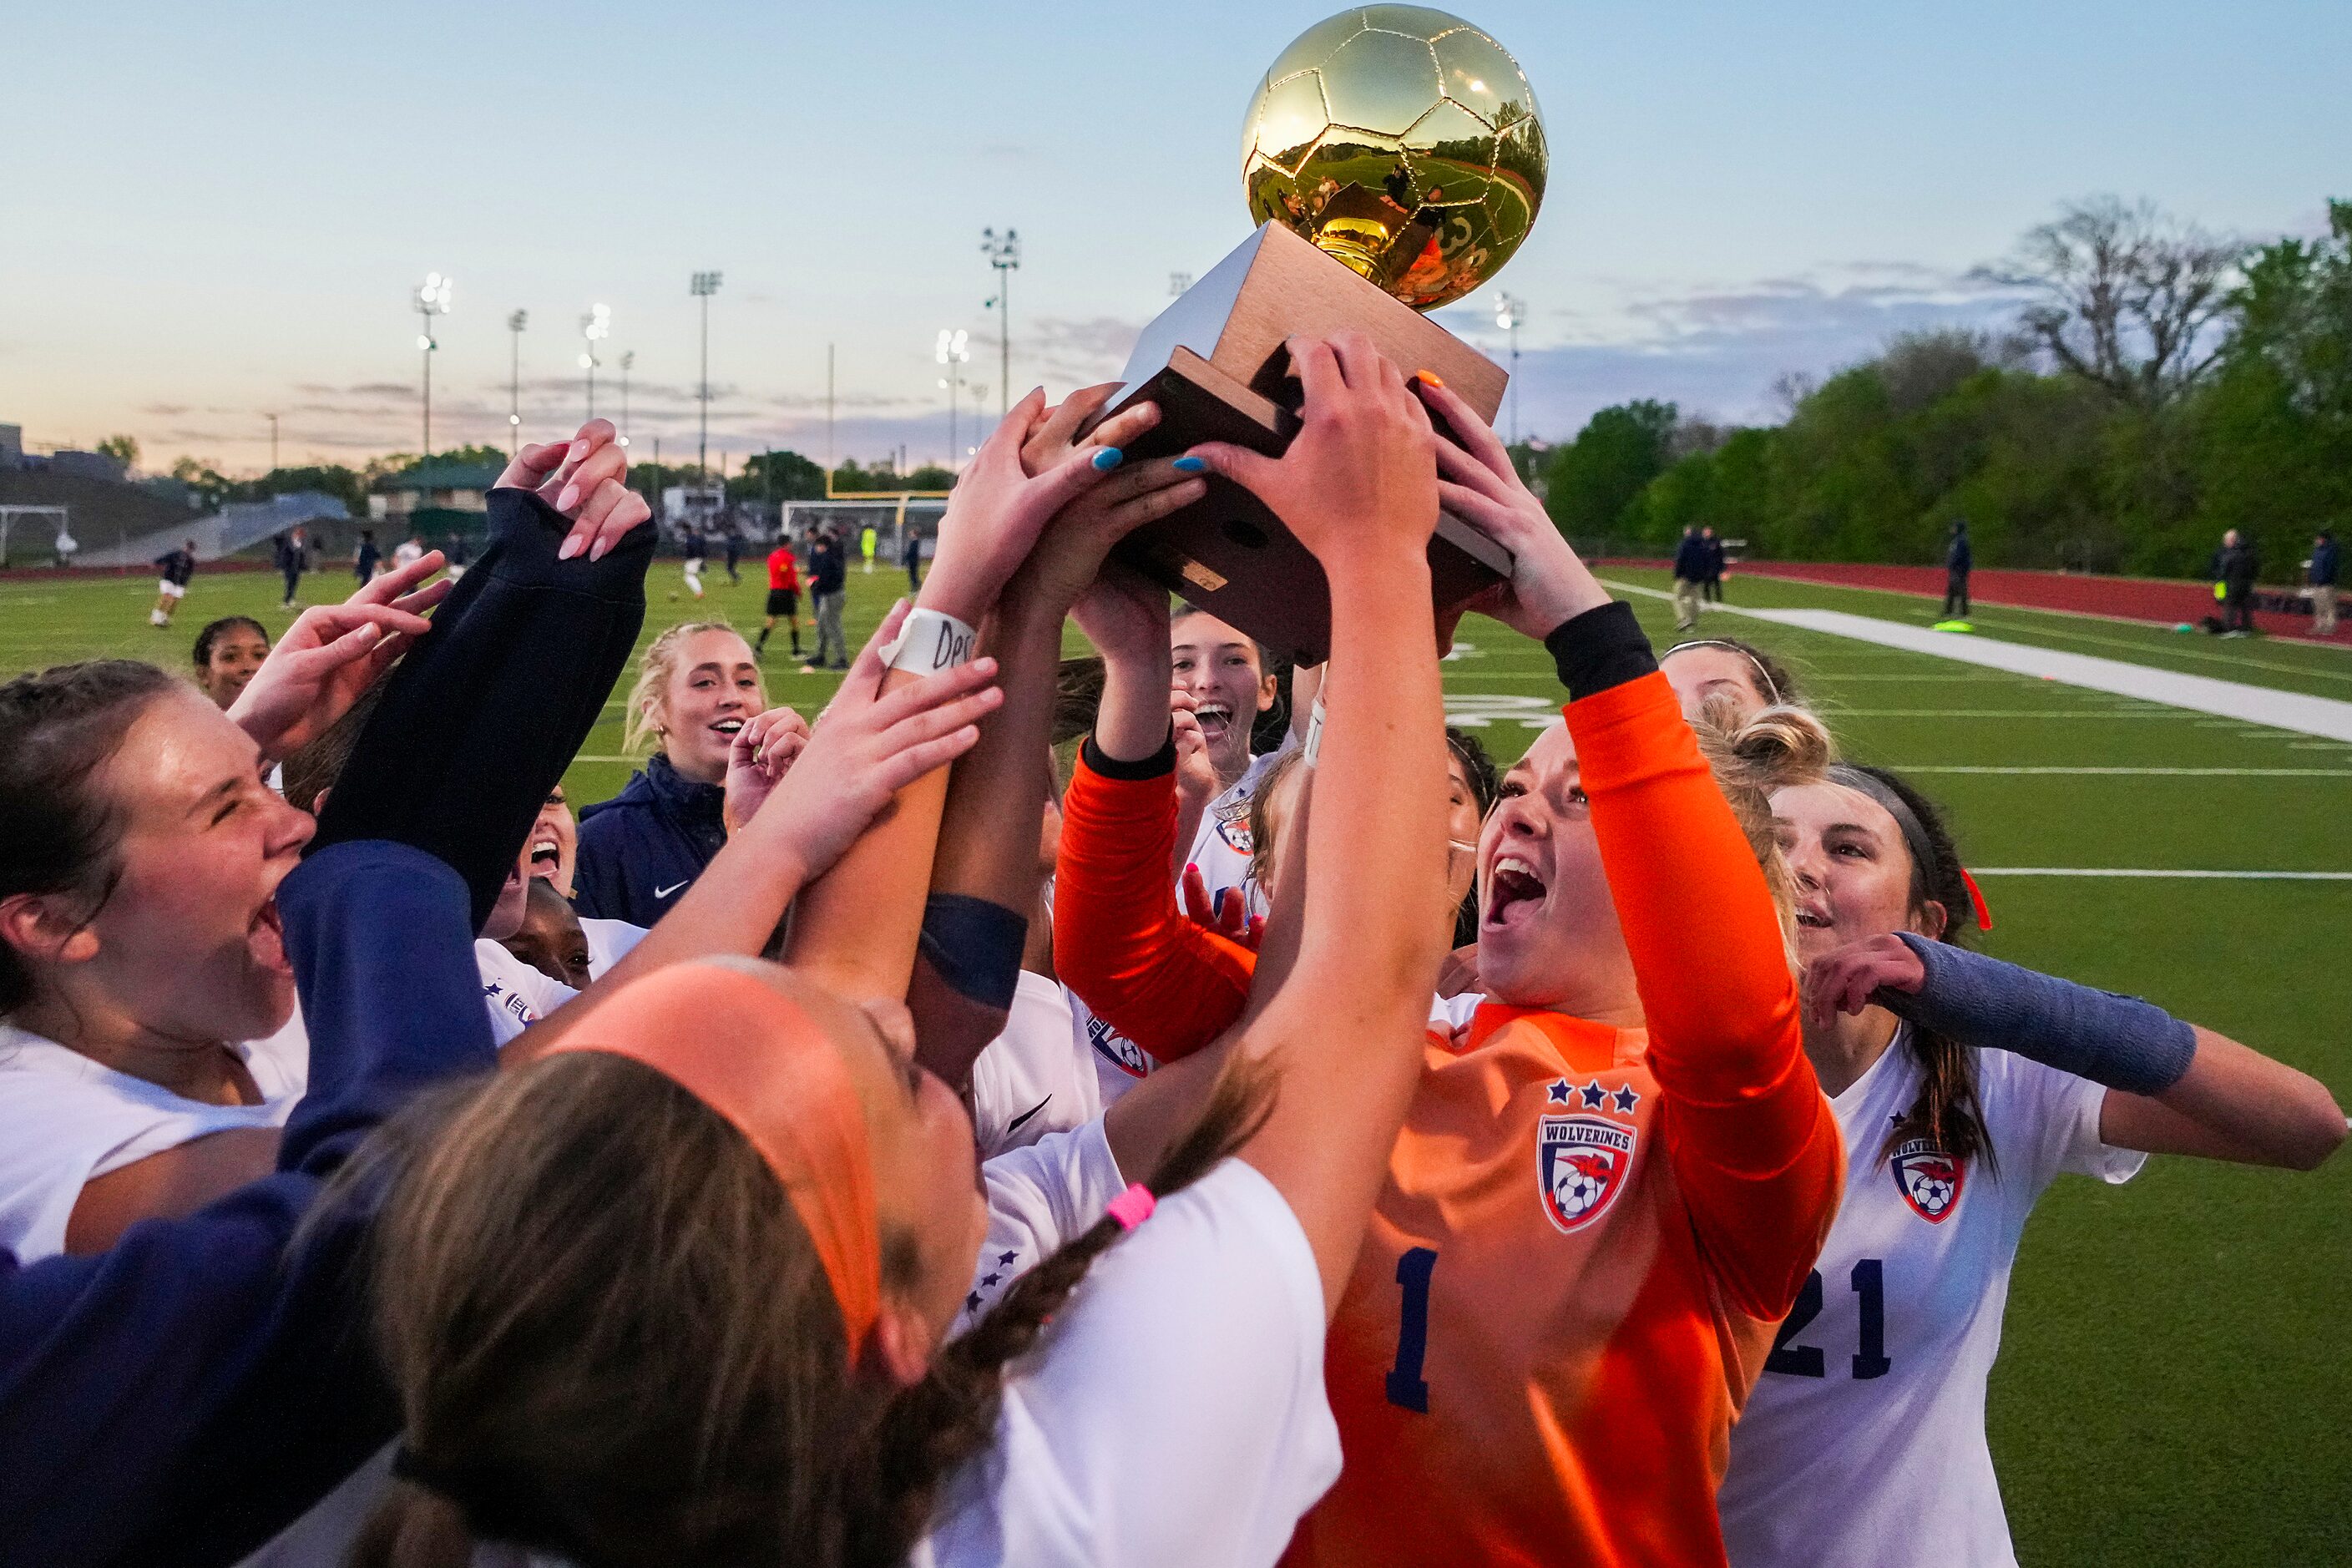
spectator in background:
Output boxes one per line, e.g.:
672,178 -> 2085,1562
859,522 -> 878,574
1702,524 -> 1727,601
1942,517 -> 1973,619
444,530 -> 469,581
353,529 -> 380,585
723,526 -> 743,584
1672,524 -> 1707,631
149,539 -> 197,629
2307,529 -> 2338,637
392,534 -> 425,572
807,524 -> 848,670
903,525 -> 924,590
273,529 -> 304,608
2216,528 -> 2258,637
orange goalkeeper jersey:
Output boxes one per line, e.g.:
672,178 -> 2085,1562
1057,670 -> 1843,1567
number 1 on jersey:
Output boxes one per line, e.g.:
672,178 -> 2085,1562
1385,1247 -> 1438,1413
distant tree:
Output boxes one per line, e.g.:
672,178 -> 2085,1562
95,434 -> 139,468
167,456 -> 232,508
2188,199 -> 2352,572
731,449 -> 827,502
1542,400 -> 1678,537
1983,196 -> 2244,412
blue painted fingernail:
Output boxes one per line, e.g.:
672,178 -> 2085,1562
1171,455 -> 1207,473
1091,447 -> 1124,472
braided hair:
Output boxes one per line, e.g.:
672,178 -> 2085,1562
1841,765 -> 1995,1171
350,1036 -> 1275,1568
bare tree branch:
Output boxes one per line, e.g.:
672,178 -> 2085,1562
1975,196 -> 2245,412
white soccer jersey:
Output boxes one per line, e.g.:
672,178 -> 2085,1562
922,1140 -> 1339,1568
970,970 -> 1103,1159
1719,1026 -> 2144,1568
1185,743 -> 1293,922
474,938 -> 578,1048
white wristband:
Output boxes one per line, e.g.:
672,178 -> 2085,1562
1302,695 -> 1328,767
883,608 -> 979,675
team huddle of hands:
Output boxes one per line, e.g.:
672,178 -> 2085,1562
206,326 -> 1935,1029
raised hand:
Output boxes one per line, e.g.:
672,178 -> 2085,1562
493,417 -> 652,563
1413,375 -> 1609,639
1171,690 -> 1219,809
1801,932 -> 1928,1030
753,600 -> 1005,878
917,388 -> 1130,625
721,705 -> 812,836
1181,862 -> 1265,951
229,549 -> 449,761
1185,330 -> 1439,568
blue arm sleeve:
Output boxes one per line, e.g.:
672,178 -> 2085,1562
1884,933 -> 2197,1095
0,842 -> 494,1568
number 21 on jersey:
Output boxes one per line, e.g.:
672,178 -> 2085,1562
1764,1258 -> 1892,1381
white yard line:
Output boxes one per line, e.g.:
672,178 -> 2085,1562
1601,579 -> 2352,743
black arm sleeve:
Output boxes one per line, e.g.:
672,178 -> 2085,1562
1544,599 -> 1657,702
311,487 -> 653,929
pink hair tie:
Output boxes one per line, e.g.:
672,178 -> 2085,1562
1105,1183 -> 1156,1232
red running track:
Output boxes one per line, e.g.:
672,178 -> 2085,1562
1725,561 -> 2352,647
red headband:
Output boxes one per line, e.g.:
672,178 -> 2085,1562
544,963 -> 882,1355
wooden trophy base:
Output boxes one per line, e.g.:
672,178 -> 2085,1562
1087,221 -> 1513,665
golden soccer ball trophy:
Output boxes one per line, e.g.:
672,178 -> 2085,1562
1090,6 -> 1548,662
1241,6 -> 1548,311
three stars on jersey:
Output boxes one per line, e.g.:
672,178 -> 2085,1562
1537,1076 -> 1642,1235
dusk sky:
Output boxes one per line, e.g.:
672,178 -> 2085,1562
4,0 -> 2344,474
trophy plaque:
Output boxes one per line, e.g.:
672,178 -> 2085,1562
1093,5 -> 1549,665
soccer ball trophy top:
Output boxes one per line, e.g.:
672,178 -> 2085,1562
1096,6 -> 1549,664
1242,7 -> 1547,311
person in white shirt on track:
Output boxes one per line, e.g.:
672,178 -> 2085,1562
1719,761 -> 2345,1568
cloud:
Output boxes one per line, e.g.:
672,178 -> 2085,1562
1435,262 -> 2031,432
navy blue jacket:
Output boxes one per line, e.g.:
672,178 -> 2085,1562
809,535 -> 846,594
1672,534 -> 1708,581
0,481 -> 650,1565
2310,539 -> 2339,587
1947,531 -> 1972,573
574,752 -> 728,926
1704,538 -> 1726,581
0,843 -> 497,1568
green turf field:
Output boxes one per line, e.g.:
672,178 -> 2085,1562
3,559 -> 2347,1564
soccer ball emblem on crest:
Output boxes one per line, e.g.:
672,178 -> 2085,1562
1240,6 -> 1548,311
1890,1140 -> 1965,1223
1537,1113 -> 1636,1235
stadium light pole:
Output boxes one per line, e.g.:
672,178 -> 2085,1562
1494,293 -> 1525,448
619,351 -> 635,451
507,309 -> 528,456
579,303 -> 609,421
980,228 -> 1019,417
414,271 -> 453,463
266,412 -> 279,477
691,271 -> 721,524
934,327 -> 971,469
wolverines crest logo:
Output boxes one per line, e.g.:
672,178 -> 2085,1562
1536,1079 -> 1640,1234
1213,797 -> 1254,854
1889,1137 -> 1965,1222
